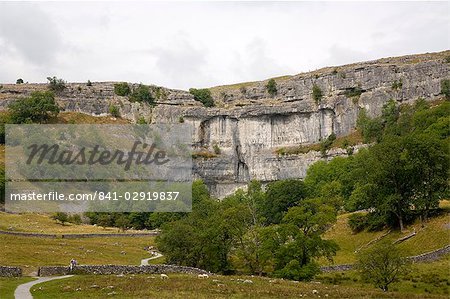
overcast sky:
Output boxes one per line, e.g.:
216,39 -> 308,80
0,1 -> 448,90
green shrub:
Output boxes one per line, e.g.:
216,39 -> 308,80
87,80 -> 92,87
153,86 -> 167,100
47,76 -> 66,92
274,260 -> 320,281
344,86 -> 363,98
189,88 -> 214,107
137,116 -> 147,124
445,55 -> 450,63
130,84 -> 155,105
348,213 -> 368,233
109,104 -> 120,117
16,78 -> 24,84
391,79 -> 403,90
312,84 -> 323,104
320,133 -> 336,156
178,116 -> 184,123
51,212 -> 69,225
8,91 -> 59,123
213,144 -> 221,155
114,82 -> 131,96
69,214 -> 82,225
266,79 -> 277,96
441,79 -> 450,100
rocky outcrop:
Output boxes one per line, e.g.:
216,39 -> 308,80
1,51 -> 448,197
38,264 -> 211,276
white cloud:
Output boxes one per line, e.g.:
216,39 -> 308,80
0,1 -> 448,89
0,3 -> 63,66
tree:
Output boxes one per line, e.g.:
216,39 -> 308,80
16,78 -> 24,84
272,199 -> 339,281
189,88 -> 214,107
356,108 -> 383,143
223,181 -> 269,275
156,180 -> 233,273
356,241 -> 409,292
51,212 -> 69,225
266,79 -> 277,96
8,91 -> 60,123
261,179 -> 307,224
47,76 -> 66,92
115,215 -> 131,232
354,133 -> 448,231
87,80 -> 92,86
403,133 -> 449,223
97,214 -> 112,229
356,136 -> 413,231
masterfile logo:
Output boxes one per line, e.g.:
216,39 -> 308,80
5,124 -> 193,213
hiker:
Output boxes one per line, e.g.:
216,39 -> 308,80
69,259 -> 77,271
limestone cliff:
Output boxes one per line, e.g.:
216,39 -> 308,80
1,51 -> 449,197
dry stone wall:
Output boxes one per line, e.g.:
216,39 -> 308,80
38,264 -> 211,276
0,266 -> 22,277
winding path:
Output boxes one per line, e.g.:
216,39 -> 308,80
140,252 -> 163,266
14,275 -> 73,299
13,252 -> 164,298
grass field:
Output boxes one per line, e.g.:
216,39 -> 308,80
30,272 -> 448,299
0,212 -> 149,234
0,277 -> 36,299
0,234 -> 156,274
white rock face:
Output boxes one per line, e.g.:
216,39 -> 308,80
1,51 -> 448,197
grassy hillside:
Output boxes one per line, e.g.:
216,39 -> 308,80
0,212 -> 147,234
317,254 -> 450,297
322,200 -> 450,265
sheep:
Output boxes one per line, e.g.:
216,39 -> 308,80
312,289 -> 319,295
160,274 -> 169,279
197,274 -> 209,279
243,279 -> 253,284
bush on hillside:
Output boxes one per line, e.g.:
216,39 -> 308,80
8,91 -> 60,123
114,82 -> 131,96
47,76 -> 66,93
266,79 -> 277,96
312,84 -> 323,104
189,88 -> 214,107
129,84 -> 155,105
